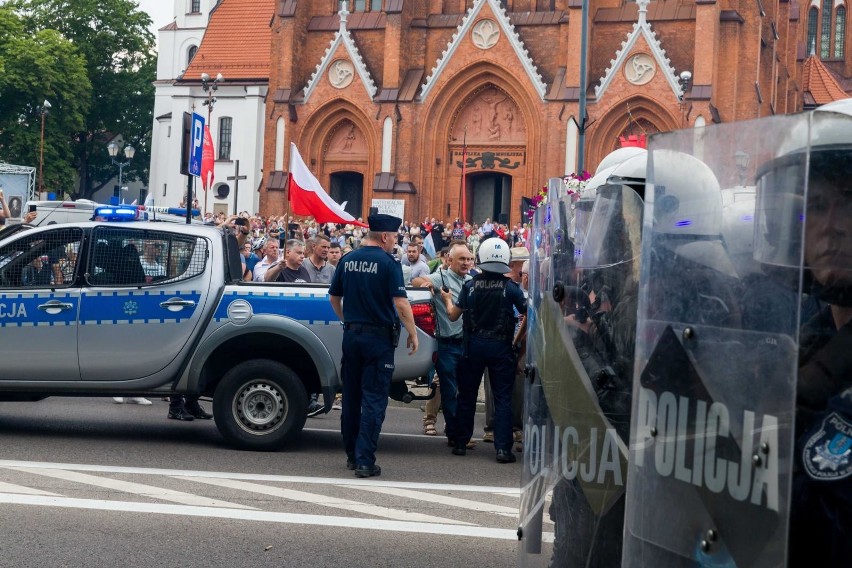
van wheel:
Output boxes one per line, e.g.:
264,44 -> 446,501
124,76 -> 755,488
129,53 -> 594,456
213,359 -> 308,451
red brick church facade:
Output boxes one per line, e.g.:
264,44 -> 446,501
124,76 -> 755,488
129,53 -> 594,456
256,0 -> 851,224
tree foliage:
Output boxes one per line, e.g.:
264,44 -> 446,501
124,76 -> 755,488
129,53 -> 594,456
0,6 -> 91,192
1,0 -> 156,199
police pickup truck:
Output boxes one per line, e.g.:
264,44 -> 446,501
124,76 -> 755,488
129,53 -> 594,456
0,220 -> 436,450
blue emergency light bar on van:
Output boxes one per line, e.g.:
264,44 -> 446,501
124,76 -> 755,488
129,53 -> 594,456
91,204 -> 201,222
94,206 -> 145,222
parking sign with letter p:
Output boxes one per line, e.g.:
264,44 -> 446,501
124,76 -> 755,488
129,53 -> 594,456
188,113 -> 205,177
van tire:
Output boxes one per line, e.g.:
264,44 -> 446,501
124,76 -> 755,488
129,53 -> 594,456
213,359 -> 308,451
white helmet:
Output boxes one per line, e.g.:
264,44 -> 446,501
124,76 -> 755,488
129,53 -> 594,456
583,149 -> 647,197
477,238 -> 511,274
594,146 -> 646,174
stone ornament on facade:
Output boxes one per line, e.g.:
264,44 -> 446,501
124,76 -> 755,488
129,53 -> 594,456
325,120 -> 367,160
453,87 -> 525,144
329,59 -> 355,89
624,53 -> 656,86
472,19 -> 500,49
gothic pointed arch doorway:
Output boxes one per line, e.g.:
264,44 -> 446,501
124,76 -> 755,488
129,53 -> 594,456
445,82 -> 528,226
466,172 -> 512,226
329,171 -> 363,219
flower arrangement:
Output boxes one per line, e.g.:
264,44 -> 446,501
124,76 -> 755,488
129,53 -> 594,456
563,170 -> 592,192
526,185 -> 548,221
526,171 -> 591,221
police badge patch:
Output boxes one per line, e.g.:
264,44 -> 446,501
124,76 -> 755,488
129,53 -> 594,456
803,412 -> 852,481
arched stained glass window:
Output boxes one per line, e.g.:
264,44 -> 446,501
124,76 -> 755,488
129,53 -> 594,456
808,7 -> 819,53
822,0 -> 833,57
835,5 -> 847,57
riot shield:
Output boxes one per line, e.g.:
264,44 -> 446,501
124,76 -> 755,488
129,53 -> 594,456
622,114 -> 814,568
519,183 -> 644,567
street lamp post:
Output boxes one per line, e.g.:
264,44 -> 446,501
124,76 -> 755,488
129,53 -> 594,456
200,72 -> 223,215
38,100 -> 51,195
735,150 -> 751,186
678,70 -> 693,127
107,142 -> 135,202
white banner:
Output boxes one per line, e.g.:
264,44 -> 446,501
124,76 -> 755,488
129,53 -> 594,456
371,198 -> 405,221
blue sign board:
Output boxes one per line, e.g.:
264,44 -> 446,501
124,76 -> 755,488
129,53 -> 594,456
188,113 -> 205,177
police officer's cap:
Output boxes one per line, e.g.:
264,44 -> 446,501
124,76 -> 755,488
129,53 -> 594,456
368,213 -> 402,232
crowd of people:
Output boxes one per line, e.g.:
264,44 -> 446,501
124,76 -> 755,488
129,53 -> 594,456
128,208 -> 532,450
199,210 -> 531,260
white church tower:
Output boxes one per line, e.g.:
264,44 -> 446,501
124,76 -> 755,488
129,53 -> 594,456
149,0 -> 270,216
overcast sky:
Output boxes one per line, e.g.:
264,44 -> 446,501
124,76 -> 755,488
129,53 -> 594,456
137,0 -> 175,40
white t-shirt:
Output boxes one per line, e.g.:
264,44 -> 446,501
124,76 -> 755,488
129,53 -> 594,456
253,258 -> 277,282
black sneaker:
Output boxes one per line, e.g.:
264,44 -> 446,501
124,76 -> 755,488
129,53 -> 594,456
307,402 -> 325,418
346,454 -> 356,470
185,401 -> 213,420
451,444 -> 466,456
354,464 -> 381,478
496,450 -> 517,463
167,408 -> 195,421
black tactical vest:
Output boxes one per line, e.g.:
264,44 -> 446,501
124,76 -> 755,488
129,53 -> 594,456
465,273 -> 516,343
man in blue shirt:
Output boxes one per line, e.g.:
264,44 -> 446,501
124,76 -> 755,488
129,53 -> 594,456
412,242 -> 474,444
329,213 -> 418,478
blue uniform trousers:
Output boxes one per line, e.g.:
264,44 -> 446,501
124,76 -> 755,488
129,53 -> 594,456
455,336 -> 516,452
435,340 -> 464,440
340,329 -> 395,467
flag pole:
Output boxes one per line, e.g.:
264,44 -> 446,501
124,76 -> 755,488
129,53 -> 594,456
285,144 -> 292,239
459,125 -> 467,223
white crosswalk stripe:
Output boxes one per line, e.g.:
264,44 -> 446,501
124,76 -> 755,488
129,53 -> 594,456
6,467 -> 256,510
350,485 -> 518,517
0,480 -> 60,496
0,493 -> 520,540
0,460 -> 541,540
178,475 -> 474,525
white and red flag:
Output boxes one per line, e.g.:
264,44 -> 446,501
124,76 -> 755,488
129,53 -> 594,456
288,142 -> 367,227
201,125 -> 215,191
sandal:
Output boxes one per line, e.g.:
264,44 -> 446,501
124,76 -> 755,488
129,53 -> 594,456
423,416 -> 437,436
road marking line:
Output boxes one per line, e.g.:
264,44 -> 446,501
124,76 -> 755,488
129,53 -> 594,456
0,460 -> 518,495
304,427 -> 484,443
0,493 -> 519,540
350,486 -> 518,517
0,481 -> 60,496
6,467 -> 256,510
179,476 -> 473,526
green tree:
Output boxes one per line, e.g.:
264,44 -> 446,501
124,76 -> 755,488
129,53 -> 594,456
8,0 -> 156,199
0,6 -> 91,194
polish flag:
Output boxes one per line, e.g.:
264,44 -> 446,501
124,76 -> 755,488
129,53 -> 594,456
288,143 -> 367,227
201,125 -> 215,191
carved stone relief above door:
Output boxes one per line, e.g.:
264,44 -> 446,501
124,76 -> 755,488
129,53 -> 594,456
324,119 -> 368,161
451,86 -> 526,145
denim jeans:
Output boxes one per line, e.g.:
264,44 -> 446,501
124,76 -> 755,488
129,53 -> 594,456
435,340 -> 464,440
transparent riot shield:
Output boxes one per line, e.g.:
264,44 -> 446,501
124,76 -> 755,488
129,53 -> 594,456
622,113 -> 815,568
519,184 -> 644,567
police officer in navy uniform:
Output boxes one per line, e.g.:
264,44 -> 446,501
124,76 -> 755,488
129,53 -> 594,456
441,237 -> 527,463
782,107 -> 852,567
328,213 -> 418,478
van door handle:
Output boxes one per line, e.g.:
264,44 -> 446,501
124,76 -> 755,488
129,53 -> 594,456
37,300 -> 73,312
160,298 -> 196,310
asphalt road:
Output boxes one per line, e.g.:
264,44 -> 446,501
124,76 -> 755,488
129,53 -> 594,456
0,397 -> 532,568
